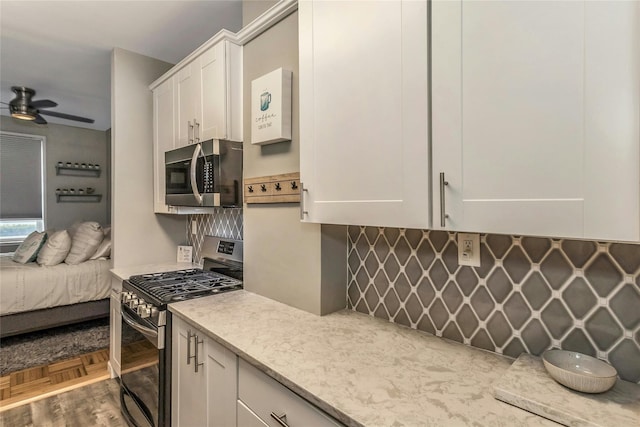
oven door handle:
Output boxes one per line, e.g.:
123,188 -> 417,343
190,143 -> 204,206
122,310 -> 158,338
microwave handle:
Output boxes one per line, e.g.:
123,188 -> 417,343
190,143 -> 204,206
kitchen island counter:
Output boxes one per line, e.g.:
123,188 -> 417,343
169,290 -> 555,426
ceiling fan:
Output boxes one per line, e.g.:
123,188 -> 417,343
2,86 -> 94,124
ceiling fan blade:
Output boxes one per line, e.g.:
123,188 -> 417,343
31,99 -> 57,109
39,110 -> 94,123
33,114 -> 47,125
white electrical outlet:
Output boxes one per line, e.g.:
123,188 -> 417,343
191,220 -> 197,235
457,233 -> 480,267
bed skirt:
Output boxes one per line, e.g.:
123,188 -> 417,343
0,299 -> 109,338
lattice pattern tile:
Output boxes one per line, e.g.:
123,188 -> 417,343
347,227 -> 640,383
186,209 -> 243,263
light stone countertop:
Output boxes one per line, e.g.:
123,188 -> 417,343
494,354 -> 640,427
169,290 -> 558,427
110,262 -> 200,282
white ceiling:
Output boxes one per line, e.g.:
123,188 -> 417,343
0,0 -> 243,131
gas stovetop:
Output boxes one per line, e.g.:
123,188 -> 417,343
127,268 -> 242,305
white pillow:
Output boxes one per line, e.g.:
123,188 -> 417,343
12,231 -> 47,264
67,220 -> 83,239
37,230 -> 72,266
65,222 -> 104,265
90,235 -> 111,259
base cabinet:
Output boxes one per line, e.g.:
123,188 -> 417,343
171,316 -> 237,427
237,359 -> 342,427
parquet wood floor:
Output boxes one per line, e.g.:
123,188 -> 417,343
0,340 -> 156,412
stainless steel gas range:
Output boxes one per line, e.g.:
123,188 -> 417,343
119,236 -> 243,427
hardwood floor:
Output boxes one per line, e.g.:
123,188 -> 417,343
0,340 -> 156,422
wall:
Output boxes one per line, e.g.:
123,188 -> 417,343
0,116 -> 109,231
111,48 -> 185,268
347,226 -> 640,383
240,1 -> 347,315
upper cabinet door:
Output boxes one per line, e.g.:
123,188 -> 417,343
175,64 -> 197,147
299,0 -> 430,228
196,42 -> 227,142
432,0 -> 639,241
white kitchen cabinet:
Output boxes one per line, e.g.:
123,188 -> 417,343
171,315 -> 237,427
151,36 -> 242,214
173,40 -> 242,148
299,0 -> 430,228
238,359 -> 342,427
432,0 -> 640,241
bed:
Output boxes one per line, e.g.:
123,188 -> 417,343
0,253 -> 112,337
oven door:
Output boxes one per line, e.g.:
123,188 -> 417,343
120,305 -> 165,427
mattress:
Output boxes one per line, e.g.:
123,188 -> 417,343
0,254 -> 112,316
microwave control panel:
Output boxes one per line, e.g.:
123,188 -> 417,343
203,161 -> 214,193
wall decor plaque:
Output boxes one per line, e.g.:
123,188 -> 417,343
251,68 -> 292,145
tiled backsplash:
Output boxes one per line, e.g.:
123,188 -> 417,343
186,209 -> 243,264
347,226 -> 640,383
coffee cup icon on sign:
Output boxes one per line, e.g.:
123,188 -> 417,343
260,92 -> 271,111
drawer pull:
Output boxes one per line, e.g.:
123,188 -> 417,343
194,334 -> 204,373
186,330 -> 193,365
439,172 -> 449,227
270,412 -> 290,427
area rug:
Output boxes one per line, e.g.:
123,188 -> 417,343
0,318 -> 112,376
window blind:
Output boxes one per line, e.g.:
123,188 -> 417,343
0,132 -> 44,219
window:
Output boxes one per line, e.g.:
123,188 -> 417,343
0,132 -> 45,244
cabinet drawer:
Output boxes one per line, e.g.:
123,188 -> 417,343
238,400 -> 269,427
238,359 -> 342,427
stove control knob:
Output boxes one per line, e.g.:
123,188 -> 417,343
121,292 -> 134,303
128,298 -> 140,309
149,306 -> 159,317
137,304 -> 151,318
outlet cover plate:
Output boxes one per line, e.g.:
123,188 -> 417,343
457,233 -> 481,267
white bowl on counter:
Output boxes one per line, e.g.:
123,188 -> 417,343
542,349 -> 618,393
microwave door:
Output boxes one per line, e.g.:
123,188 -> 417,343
165,145 -> 200,207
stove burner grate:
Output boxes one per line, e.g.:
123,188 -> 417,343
128,269 -> 242,303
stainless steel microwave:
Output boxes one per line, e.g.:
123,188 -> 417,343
165,140 -> 242,207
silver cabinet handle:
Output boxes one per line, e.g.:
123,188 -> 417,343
194,119 -> 200,143
188,120 -> 194,144
299,182 -> 308,220
186,329 -> 193,365
194,334 -> 204,373
270,412 -> 290,427
190,143 -> 204,206
439,172 -> 449,227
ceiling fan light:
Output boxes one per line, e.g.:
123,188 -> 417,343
11,112 -> 36,121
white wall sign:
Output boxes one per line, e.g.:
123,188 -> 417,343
177,245 -> 193,263
251,68 -> 292,145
